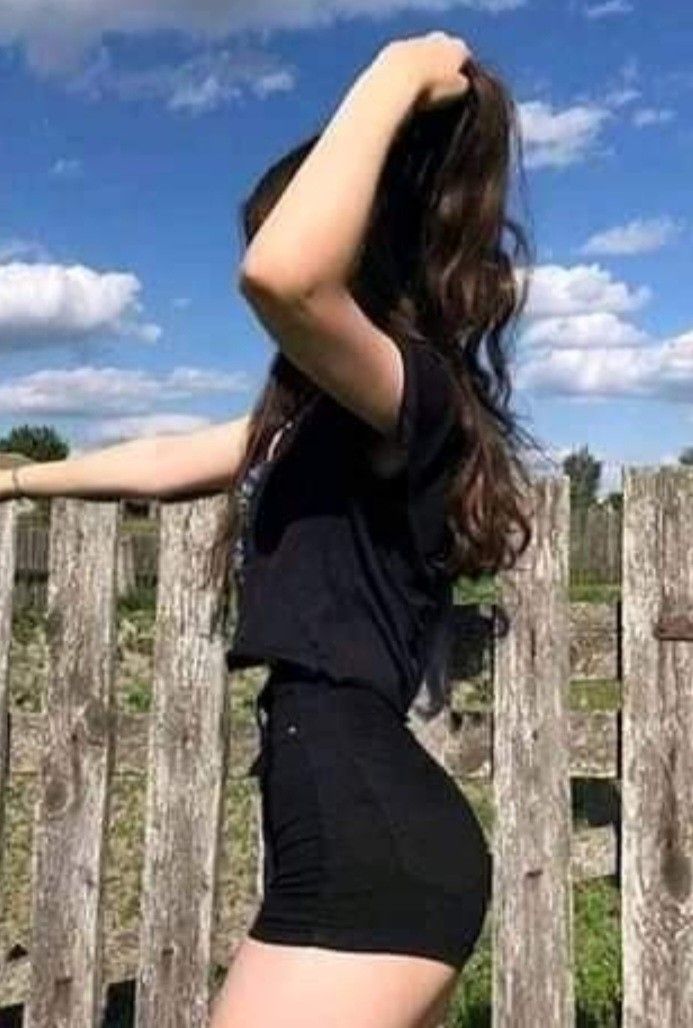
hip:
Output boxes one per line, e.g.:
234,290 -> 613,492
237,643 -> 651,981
252,661 -> 492,895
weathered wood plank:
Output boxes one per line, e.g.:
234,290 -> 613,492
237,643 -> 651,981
621,467 -> 693,1027
134,496 -> 232,1028
570,601 -> 620,681
0,500 -> 17,905
26,498 -> 119,1028
492,474 -> 575,1028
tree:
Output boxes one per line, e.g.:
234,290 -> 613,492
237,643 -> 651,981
679,446 -> 693,466
604,490 -> 623,512
562,445 -> 602,509
0,424 -> 69,462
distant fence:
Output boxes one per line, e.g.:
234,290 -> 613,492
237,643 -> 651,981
570,499 -> 621,586
0,467 -> 691,1026
11,516 -> 159,608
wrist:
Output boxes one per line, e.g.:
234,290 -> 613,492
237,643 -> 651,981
11,465 -> 24,498
360,47 -> 423,116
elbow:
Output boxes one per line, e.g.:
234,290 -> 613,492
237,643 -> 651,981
237,260 -> 328,306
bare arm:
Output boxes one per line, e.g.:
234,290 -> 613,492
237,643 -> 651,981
238,35 -> 469,440
238,48 -> 419,439
0,413 -> 252,502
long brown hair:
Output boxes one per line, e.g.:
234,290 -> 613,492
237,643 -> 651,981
208,56 -> 542,592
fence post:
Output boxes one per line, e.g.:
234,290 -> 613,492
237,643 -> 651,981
26,498 -> 119,1028
621,466 -> 693,1027
0,500 -> 18,890
134,496 -> 232,1028
492,474 -> 575,1028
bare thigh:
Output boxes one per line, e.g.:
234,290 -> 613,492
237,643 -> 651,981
209,936 -> 461,1028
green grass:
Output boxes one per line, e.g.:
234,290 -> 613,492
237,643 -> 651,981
116,584 -> 157,615
453,575 -> 621,607
448,877 -> 621,1027
121,516 -> 160,534
10,602 -> 47,646
570,679 -> 621,711
453,575 -> 500,606
569,583 -> 621,604
573,878 -> 622,1026
123,679 -> 152,712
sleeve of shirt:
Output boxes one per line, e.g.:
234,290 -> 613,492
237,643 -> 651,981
361,338 -> 461,481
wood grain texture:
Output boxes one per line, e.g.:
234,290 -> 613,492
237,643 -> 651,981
0,500 -> 17,902
26,498 -> 119,1028
134,495 -> 232,1028
492,474 -> 575,1028
621,467 -> 693,1028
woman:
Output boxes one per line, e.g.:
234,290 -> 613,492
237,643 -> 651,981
2,31 -> 538,1027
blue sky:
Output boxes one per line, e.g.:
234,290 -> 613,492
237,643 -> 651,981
0,0 -> 691,496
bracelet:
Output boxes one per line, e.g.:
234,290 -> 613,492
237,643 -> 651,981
11,466 -> 23,498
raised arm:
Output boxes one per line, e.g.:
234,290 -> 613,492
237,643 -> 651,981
238,34 -> 471,439
0,413 -> 252,503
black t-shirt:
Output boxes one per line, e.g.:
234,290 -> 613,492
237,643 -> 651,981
225,336 -> 465,718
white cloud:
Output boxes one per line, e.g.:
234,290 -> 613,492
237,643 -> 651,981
518,327 -> 693,403
0,364 -> 250,417
50,157 -> 83,178
80,413 -> 212,448
0,0 -> 526,75
70,45 -> 296,113
632,107 -> 675,127
584,0 -> 633,19
522,262 -> 650,320
579,216 -> 684,256
522,311 -> 650,350
517,262 -> 693,404
518,100 -> 613,169
172,297 -> 192,310
0,262 -> 160,347
600,55 -> 642,111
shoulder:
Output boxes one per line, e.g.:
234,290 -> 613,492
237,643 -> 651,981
359,338 -> 463,481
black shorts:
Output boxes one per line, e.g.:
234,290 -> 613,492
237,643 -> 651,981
246,661 -> 492,970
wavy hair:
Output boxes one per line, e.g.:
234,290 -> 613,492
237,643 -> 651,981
208,57 -> 542,598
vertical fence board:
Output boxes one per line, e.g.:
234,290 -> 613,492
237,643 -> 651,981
26,499 -> 119,1028
492,475 -> 575,1028
621,467 -> 693,1027
135,497 -> 231,1028
0,501 -> 17,894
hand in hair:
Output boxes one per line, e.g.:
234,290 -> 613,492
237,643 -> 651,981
378,31 -> 473,112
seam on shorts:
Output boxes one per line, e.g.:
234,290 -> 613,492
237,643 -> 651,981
287,712 -> 331,946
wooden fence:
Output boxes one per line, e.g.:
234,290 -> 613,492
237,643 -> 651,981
10,493 -> 623,612
0,466 -> 691,1026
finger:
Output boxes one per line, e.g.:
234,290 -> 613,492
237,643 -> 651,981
423,76 -> 471,109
